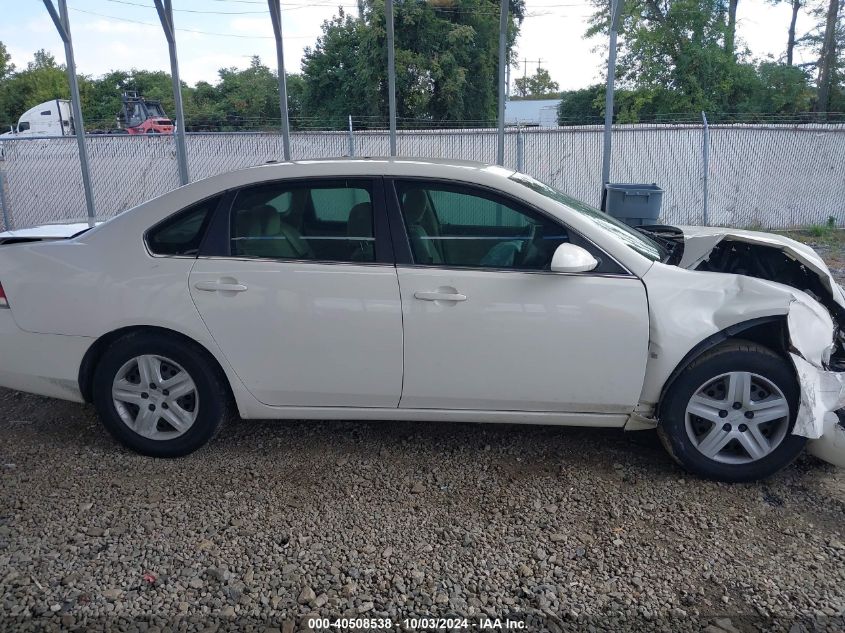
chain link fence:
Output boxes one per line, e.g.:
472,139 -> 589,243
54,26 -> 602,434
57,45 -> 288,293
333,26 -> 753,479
0,123 -> 843,231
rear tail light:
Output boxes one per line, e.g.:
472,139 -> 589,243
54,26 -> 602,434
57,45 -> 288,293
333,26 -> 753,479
0,282 -> 8,308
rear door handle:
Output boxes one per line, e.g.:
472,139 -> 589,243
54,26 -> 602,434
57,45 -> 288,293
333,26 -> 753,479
414,291 -> 467,302
194,281 -> 248,293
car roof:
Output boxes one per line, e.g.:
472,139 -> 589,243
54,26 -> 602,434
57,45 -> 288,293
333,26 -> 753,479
236,157 -> 515,180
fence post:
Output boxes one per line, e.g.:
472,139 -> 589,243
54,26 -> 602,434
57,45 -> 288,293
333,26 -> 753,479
516,126 -> 524,172
0,170 -> 11,231
348,115 -> 355,157
701,111 -> 709,226
496,0 -> 509,166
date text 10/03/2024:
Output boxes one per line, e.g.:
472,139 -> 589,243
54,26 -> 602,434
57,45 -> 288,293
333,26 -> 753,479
307,617 -> 527,630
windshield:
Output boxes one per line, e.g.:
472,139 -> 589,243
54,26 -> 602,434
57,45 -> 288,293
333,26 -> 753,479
509,172 -> 665,262
146,102 -> 166,117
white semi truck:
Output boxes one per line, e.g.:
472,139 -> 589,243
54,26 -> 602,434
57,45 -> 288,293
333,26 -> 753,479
2,99 -> 75,137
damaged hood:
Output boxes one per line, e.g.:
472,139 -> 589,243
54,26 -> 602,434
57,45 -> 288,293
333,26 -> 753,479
676,225 -> 845,310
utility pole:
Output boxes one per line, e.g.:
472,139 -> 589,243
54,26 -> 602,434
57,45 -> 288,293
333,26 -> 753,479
519,58 -> 543,80
515,58 -> 543,96
43,0 -> 96,219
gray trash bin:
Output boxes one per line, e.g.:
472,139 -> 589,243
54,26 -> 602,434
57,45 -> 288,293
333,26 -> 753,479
604,183 -> 663,227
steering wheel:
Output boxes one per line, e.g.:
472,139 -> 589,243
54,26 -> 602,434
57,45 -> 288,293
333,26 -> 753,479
517,222 -> 543,268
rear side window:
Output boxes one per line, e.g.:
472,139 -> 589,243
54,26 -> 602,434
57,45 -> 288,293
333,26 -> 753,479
229,180 -> 375,263
311,188 -> 371,221
146,195 -> 221,256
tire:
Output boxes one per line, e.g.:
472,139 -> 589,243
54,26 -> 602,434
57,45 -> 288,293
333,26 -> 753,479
92,331 -> 230,457
657,340 -> 806,482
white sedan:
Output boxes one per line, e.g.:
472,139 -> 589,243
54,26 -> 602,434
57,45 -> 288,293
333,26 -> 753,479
0,159 -> 842,482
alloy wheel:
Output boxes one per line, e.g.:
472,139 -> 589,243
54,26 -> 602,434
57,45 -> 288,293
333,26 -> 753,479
111,354 -> 199,440
684,371 -> 790,464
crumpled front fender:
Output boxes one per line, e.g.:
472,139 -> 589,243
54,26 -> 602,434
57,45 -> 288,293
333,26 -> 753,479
640,262 -> 845,467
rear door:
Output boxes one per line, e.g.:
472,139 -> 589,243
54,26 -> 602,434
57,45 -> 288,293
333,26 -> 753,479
189,177 -> 404,408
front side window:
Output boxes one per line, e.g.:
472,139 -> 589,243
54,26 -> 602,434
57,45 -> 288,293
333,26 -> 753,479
146,195 -> 221,256
230,181 -> 375,263
395,181 -> 568,270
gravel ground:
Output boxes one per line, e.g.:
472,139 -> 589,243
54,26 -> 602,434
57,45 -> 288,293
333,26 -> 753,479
1,392 -> 844,633
1,236 -> 844,633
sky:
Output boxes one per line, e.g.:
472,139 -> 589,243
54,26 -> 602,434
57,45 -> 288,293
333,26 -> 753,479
0,0 -> 822,92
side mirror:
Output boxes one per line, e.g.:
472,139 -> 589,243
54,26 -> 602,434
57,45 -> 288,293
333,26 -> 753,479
550,243 -> 599,273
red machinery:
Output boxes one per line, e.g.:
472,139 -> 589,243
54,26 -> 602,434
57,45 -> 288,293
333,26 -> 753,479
118,91 -> 174,134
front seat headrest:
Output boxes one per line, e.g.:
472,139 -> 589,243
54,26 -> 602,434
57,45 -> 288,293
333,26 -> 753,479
402,189 -> 428,223
347,202 -> 373,238
254,204 -> 282,235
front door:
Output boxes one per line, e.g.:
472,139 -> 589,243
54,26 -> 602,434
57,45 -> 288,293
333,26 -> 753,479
390,179 -> 650,413
190,178 -> 403,408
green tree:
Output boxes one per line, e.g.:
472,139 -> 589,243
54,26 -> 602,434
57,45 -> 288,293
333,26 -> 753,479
301,1 -> 525,127
588,0 -> 737,112
588,0 -> 809,122
286,73 -> 306,127
0,49 -> 70,128
725,0 -> 740,55
742,62 -> 813,113
556,85 -> 604,123
513,68 -> 559,97
813,0 -> 843,115
0,41 -> 13,80
216,56 -> 279,128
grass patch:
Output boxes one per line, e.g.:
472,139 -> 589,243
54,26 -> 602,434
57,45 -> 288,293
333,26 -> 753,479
806,216 -> 838,240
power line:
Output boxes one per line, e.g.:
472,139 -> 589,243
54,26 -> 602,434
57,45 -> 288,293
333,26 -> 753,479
68,6 -> 320,39
103,0 -> 269,14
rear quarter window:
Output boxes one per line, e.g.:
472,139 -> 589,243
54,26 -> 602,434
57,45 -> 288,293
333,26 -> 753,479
146,195 -> 221,256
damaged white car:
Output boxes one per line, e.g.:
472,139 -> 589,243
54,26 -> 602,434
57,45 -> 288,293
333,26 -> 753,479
0,159 -> 841,482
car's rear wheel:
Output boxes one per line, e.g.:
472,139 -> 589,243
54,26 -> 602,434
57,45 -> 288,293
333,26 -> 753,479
658,341 -> 806,482
93,332 -> 229,457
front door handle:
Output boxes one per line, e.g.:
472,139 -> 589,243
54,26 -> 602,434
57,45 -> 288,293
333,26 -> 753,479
194,280 -> 248,293
414,291 -> 467,302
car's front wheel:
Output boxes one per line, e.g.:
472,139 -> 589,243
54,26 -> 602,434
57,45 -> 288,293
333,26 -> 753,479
658,341 -> 806,482
93,331 -> 230,457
